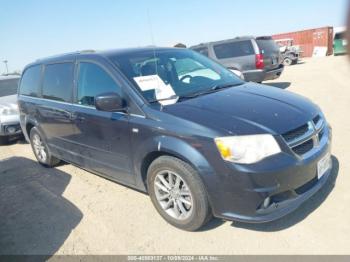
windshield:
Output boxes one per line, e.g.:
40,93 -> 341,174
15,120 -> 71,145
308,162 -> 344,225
0,78 -> 19,97
111,49 -> 244,104
256,39 -> 279,54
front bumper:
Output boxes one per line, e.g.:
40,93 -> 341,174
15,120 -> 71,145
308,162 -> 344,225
0,114 -> 22,137
205,125 -> 332,223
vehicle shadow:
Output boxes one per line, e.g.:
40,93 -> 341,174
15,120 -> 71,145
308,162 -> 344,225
265,82 -> 291,89
197,217 -> 225,232
231,156 -> 339,232
0,157 -> 83,257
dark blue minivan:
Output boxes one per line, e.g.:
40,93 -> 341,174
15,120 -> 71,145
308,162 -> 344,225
18,48 -> 332,231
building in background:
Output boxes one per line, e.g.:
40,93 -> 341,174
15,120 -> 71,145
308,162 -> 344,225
272,26 -> 334,57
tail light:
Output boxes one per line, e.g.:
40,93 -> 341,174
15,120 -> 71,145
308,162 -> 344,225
255,54 -> 265,69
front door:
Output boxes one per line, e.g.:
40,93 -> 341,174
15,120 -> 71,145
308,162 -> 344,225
70,61 -> 134,185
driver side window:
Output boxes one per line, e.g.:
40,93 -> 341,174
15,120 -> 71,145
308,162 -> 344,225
77,62 -> 121,107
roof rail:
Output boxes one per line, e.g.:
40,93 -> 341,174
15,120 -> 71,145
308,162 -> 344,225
35,50 -> 96,62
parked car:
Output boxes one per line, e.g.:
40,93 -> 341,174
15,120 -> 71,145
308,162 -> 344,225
0,75 -> 22,144
334,31 -> 348,56
19,48 -> 332,231
190,36 -> 284,83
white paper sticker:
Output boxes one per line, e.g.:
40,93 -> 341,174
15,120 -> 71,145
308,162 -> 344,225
134,75 -> 163,91
133,75 -> 178,105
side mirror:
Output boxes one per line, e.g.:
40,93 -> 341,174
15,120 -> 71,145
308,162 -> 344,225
95,92 -> 126,112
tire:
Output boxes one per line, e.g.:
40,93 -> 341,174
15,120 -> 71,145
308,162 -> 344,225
0,136 -> 9,145
29,127 -> 60,167
147,156 -> 212,231
283,57 -> 293,66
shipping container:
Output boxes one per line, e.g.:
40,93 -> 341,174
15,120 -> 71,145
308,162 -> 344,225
272,26 -> 334,57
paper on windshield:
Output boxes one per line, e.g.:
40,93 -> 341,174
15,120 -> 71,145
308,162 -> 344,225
133,75 -> 178,105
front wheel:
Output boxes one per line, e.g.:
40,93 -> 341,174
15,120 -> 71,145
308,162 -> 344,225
30,127 -> 60,167
147,156 -> 212,231
283,57 -> 293,66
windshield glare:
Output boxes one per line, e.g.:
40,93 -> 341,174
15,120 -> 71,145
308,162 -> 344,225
111,49 -> 244,104
0,78 -> 19,97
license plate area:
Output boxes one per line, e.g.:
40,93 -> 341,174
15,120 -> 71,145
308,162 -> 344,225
317,153 -> 331,180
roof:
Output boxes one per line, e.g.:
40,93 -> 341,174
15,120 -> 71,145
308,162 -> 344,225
190,36 -> 256,49
0,75 -> 21,81
24,47 -> 181,69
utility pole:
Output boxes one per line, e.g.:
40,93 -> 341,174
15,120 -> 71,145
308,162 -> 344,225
3,60 -> 9,75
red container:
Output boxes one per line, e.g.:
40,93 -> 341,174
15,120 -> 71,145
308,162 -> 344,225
272,26 -> 334,57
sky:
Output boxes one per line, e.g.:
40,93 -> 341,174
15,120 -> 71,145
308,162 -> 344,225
0,0 -> 348,72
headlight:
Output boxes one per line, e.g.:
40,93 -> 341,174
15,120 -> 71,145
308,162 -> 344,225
0,107 -> 18,116
214,134 -> 281,164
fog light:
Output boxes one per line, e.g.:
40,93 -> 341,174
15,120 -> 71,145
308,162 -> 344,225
263,197 -> 271,209
6,126 -> 16,134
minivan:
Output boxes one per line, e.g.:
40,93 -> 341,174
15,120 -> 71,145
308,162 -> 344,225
191,36 -> 284,83
18,48 -> 332,231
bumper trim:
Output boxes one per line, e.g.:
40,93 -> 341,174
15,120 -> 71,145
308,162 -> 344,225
217,165 -> 332,223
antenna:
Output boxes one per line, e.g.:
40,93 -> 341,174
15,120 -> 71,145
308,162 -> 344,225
146,8 -> 161,105
146,8 -> 159,77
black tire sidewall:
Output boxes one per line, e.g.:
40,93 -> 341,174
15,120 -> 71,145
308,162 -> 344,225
0,136 -> 8,145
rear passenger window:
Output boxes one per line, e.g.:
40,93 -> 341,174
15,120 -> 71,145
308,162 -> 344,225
77,62 -> 121,107
214,40 -> 255,59
42,63 -> 74,102
193,47 -> 209,57
19,65 -> 41,97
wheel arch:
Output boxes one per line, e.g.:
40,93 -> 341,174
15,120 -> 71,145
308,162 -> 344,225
134,136 -> 215,193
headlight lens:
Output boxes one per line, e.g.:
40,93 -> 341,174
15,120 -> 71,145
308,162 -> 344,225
214,134 -> 281,164
0,107 -> 18,116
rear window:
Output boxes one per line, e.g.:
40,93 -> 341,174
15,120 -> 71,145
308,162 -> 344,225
19,65 -> 41,97
214,40 -> 255,59
192,47 -> 209,57
42,63 -> 74,102
256,39 -> 279,54
0,78 -> 19,97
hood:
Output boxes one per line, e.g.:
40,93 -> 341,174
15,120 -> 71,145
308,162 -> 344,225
0,95 -> 19,109
163,83 -> 319,135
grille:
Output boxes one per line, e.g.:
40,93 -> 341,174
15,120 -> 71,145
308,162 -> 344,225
292,139 -> 314,155
282,114 -> 326,156
319,128 -> 325,141
282,124 -> 309,143
313,115 -> 321,126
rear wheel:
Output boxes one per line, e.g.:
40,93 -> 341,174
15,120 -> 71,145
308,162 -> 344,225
147,156 -> 212,231
30,127 -> 60,167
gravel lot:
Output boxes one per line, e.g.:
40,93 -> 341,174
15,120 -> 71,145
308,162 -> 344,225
1,56 -> 350,255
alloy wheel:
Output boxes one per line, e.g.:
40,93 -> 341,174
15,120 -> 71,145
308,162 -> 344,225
154,170 -> 194,220
32,134 -> 47,162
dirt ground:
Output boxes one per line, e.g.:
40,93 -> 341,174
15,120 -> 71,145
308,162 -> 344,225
1,56 -> 350,255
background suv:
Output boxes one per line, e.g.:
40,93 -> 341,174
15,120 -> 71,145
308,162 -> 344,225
191,36 -> 284,83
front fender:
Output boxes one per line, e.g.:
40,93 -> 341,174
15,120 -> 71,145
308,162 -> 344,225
133,135 -> 215,191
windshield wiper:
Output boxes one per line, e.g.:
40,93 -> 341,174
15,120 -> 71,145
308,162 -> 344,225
148,95 -> 180,104
182,82 -> 244,99
210,82 -> 244,91
148,82 -> 244,103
